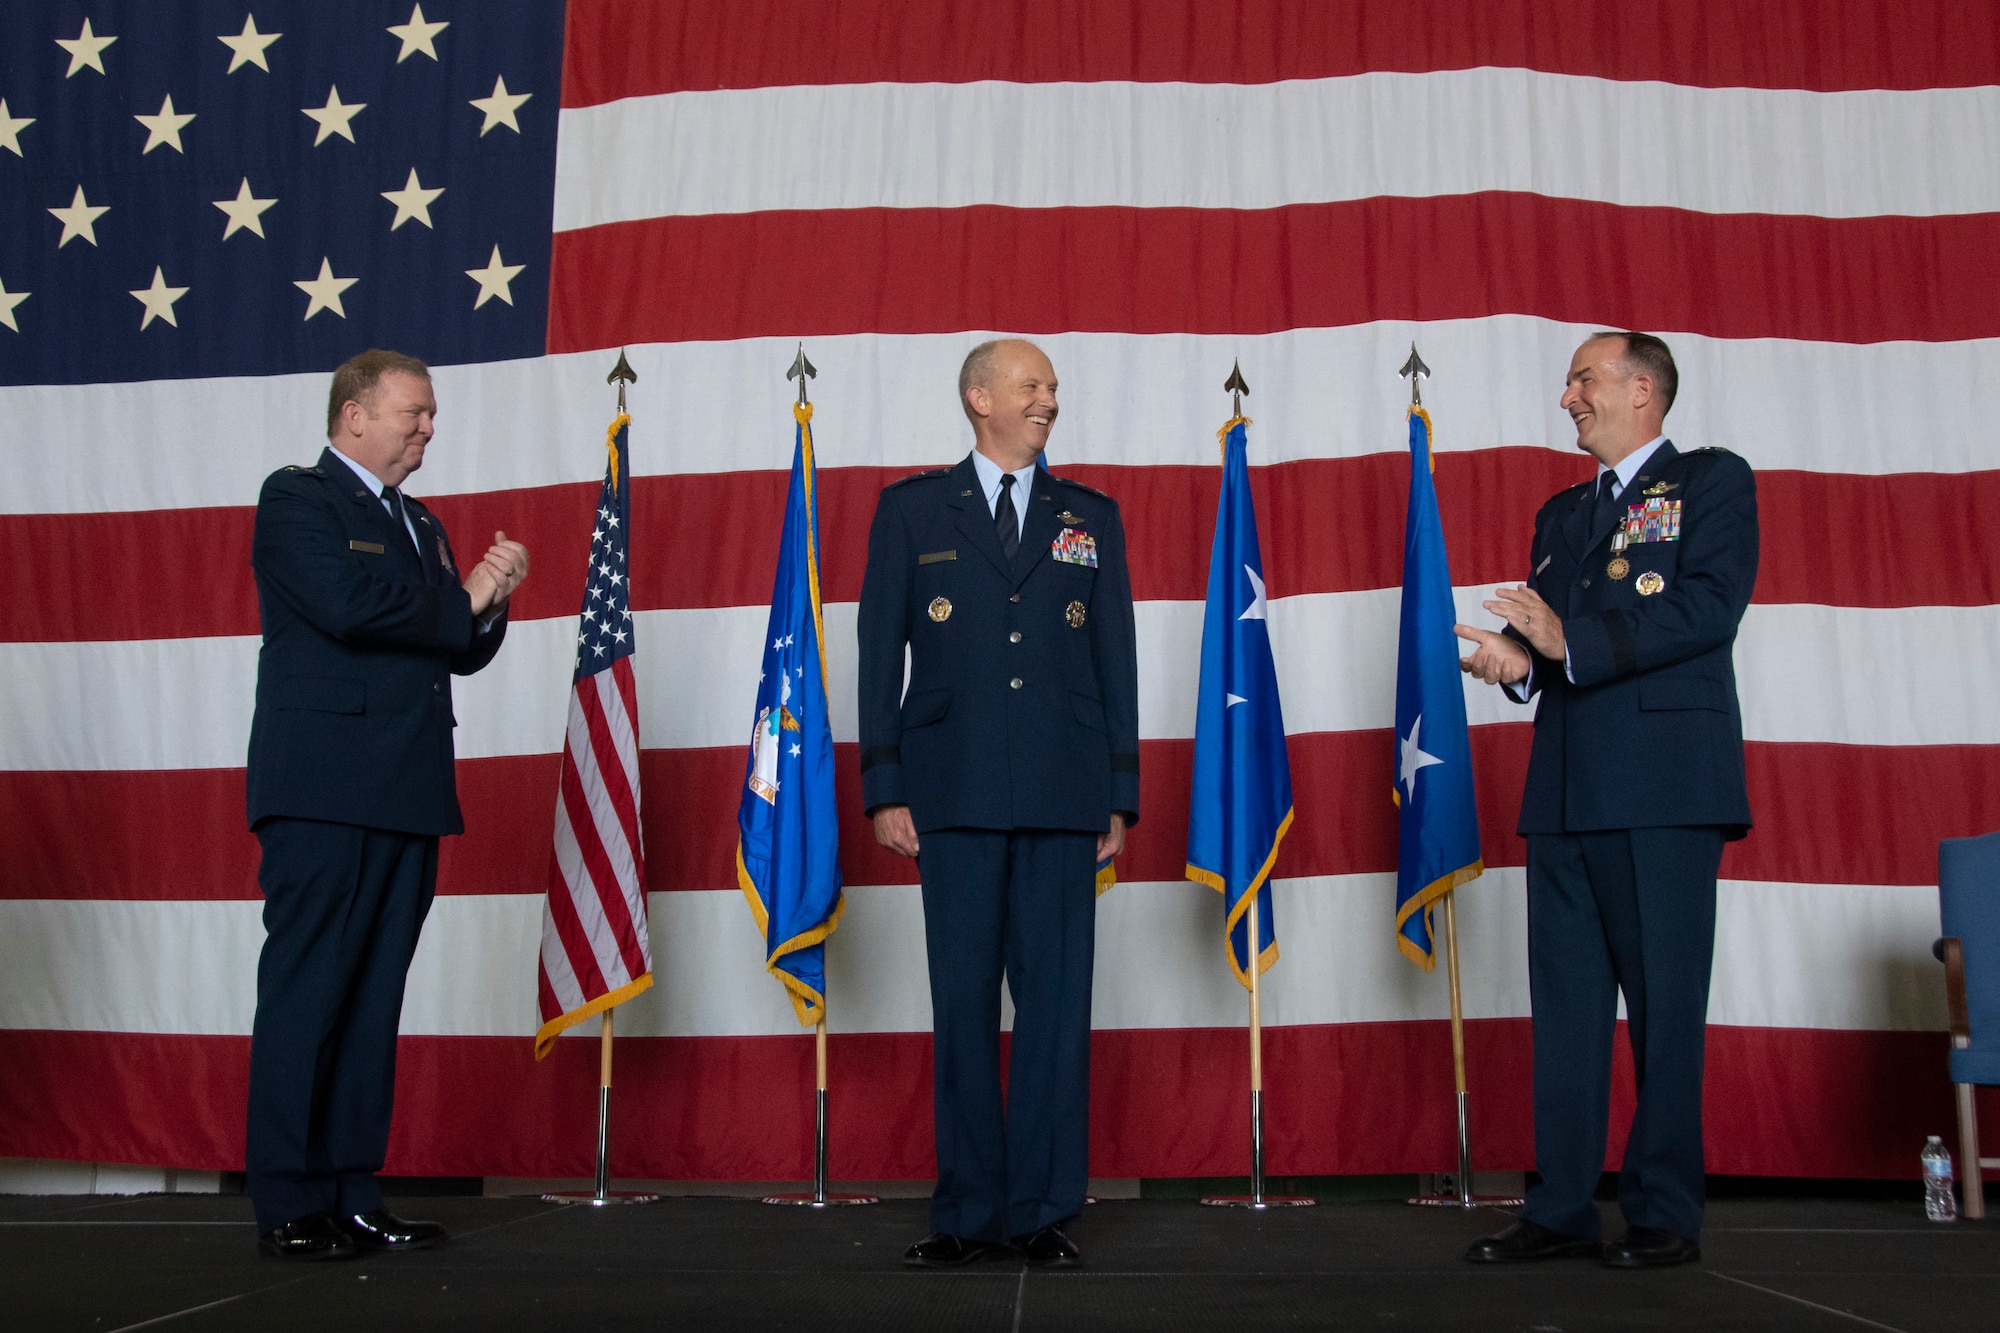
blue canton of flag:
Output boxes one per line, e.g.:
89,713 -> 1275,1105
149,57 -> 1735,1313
737,402 -> 844,1026
0,1 -> 561,385
1186,416 -> 1294,987
1393,407 -> 1484,969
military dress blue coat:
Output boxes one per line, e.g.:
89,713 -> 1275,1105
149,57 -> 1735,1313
1507,441 -> 1759,837
245,446 -> 506,837
857,453 -> 1140,834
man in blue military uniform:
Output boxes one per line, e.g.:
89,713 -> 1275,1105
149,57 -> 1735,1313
858,339 -> 1139,1268
1456,332 -> 1758,1269
245,349 -> 529,1261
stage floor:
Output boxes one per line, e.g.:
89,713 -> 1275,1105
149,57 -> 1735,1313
4,1191 -> 1991,1331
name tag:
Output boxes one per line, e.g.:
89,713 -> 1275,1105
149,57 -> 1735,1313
349,540 -> 385,554
918,550 -> 957,565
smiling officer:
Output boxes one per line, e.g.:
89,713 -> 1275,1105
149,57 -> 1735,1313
858,339 -> 1139,1269
1456,331 -> 1758,1270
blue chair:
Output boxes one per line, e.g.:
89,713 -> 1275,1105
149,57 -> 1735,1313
1938,831 -> 2000,1219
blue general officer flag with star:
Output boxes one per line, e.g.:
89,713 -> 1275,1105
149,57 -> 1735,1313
0,1 -> 559,384
1186,416 -> 1294,987
1393,406 -> 1485,969
737,402 -> 845,1026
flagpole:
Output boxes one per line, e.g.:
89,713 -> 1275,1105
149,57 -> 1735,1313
1397,344 -> 1519,1210
761,1002 -> 877,1207
543,351 -> 658,1209
756,344 -> 875,1211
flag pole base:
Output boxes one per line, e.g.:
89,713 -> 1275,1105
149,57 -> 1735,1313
1199,1195 -> 1317,1208
544,1075 -> 660,1205
1404,1195 -> 1525,1209
760,1083 -> 879,1207
760,1193 -> 880,1207
1200,1089 -> 1315,1207
543,1191 -> 662,1206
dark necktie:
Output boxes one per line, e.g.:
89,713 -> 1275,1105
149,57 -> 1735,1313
995,472 -> 1020,562
1592,470 -> 1620,533
383,486 -> 421,559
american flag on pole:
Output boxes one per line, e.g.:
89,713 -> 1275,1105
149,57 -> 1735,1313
535,411 -> 652,1058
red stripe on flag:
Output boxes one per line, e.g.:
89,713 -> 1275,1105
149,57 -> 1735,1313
0,1023 -> 1973,1180
7,459 -> 1994,641
550,199 -> 2000,350
560,0 -> 2000,104
11,734 -> 1990,901
549,734 -> 618,997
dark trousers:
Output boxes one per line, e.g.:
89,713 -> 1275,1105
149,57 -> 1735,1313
916,827 -> 1097,1242
246,818 -> 438,1232
1521,826 -> 1726,1243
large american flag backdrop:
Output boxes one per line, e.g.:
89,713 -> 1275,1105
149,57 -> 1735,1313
3,0 -> 1996,1183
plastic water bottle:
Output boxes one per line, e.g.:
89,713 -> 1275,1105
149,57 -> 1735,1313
1923,1136 -> 1958,1222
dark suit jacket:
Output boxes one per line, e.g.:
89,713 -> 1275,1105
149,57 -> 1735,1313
245,446 -> 506,836
857,453 -> 1140,834
1506,440 -> 1758,837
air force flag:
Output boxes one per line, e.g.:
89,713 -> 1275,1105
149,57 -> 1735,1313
737,403 -> 844,1024
1394,407 -> 1484,969
1187,417 -> 1294,987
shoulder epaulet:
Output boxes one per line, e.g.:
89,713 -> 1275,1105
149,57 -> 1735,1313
1050,474 -> 1110,500
886,467 -> 950,489
280,464 -> 327,477
1684,446 -> 1735,458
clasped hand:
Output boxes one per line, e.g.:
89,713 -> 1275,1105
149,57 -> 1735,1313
463,530 -> 531,616
1453,584 -> 1562,685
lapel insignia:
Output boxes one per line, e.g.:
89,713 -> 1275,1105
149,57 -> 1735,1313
1066,600 -> 1087,629
928,596 -> 952,622
1051,527 -> 1098,567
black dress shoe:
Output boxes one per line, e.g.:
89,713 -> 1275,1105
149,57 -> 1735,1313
903,1232 -> 995,1267
1015,1224 -> 1081,1267
258,1214 -> 358,1261
333,1209 -> 447,1252
1464,1218 -> 1600,1264
1602,1226 -> 1700,1269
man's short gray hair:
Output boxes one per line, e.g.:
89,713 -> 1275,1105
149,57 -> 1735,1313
1588,331 -> 1678,415
957,340 -> 1006,426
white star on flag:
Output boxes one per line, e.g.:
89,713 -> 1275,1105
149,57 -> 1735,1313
49,186 -> 109,248
464,245 -> 525,307
1399,714 -> 1444,801
57,19 -> 117,78
388,4 -> 449,62
0,101 -> 35,158
1239,565 -> 1269,621
129,268 -> 190,330
219,15 -> 282,73
469,75 -> 532,136
213,179 -> 277,240
135,95 -> 196,155
0,276 -> 28,333
381,168 -> 444,230
302,86 -> 365,146
293,257 -> 357,320
1226,692 -> 1248,708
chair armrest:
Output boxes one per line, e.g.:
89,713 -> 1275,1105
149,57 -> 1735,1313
1945,936 -> 1971,1048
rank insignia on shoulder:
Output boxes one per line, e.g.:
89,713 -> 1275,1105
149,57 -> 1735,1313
928,596 -> 952,622
283,464 -> 326,476
1642,480 -> 1679,496
1066,600 -> 1087,629
1636,571 -> 1665,596
1052,527 -> 1098,567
